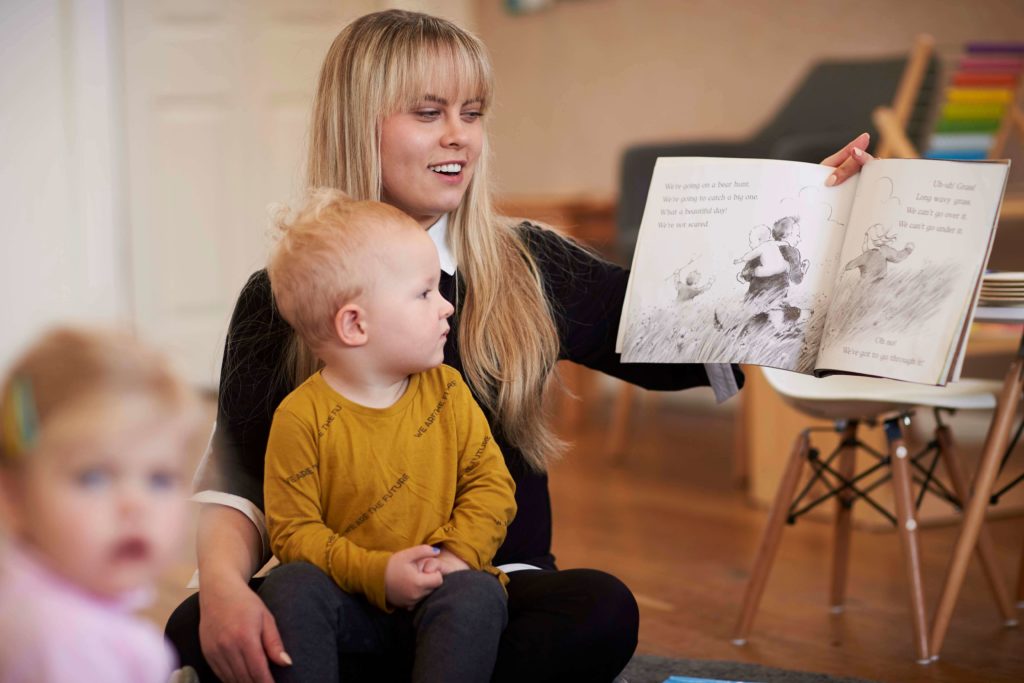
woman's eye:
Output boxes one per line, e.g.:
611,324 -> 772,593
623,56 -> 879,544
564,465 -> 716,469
75,467 -> 112,489
462,111 -> 482,122
416,109 -> 441,119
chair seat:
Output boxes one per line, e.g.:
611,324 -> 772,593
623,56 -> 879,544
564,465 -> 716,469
763,368 -> 1001,422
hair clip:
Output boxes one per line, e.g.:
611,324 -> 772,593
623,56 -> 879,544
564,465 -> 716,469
1,376 -> 39,462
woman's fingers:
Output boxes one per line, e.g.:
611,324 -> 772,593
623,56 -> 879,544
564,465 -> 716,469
823,133 -> 874,187
821,132 -> 870,167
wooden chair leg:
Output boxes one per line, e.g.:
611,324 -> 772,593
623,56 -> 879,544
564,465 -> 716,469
607,382 -> 636,465
935,425 -> 1018,625
733,431 -> 809,644
830,422 -> 859,612
1017,539 -> 1024,609
931,358 -> 1024,659
886,418 -> 931,663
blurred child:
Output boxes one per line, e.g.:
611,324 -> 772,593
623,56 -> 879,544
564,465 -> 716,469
0,327 -> 201,683
261,188 -> 516,683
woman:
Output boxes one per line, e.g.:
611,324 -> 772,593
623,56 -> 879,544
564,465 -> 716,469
166,10 -> 871,683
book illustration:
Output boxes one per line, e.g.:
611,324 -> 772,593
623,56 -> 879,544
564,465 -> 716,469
621,173 -> 850,374
617,156 -> 1009,385
844,223 -> 915,281
821,175 -> 960,355
843,176 -> 914,281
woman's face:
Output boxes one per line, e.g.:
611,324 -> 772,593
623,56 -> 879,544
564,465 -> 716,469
379,91 -> 484,229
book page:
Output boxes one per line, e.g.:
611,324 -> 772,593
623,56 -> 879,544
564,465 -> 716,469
815,159 -> 1009,383
617,157 -> 858,372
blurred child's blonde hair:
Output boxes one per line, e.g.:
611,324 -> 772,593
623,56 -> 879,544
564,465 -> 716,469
0,327 -> 199,467
267,188 -> 422,350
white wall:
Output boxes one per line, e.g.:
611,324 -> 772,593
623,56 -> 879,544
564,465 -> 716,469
0,0 -> 472,381
0,0 -> 127,370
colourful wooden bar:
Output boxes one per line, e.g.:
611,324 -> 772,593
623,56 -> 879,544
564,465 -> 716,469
928,133 -> 996,151
946,87 -> 1015,104
941,102 -> 1007,119
959,56 -> 1024,71
923,149 -> 989,160
952,72 -> 1019,87
965,42 -> 1024,54
934,117 -> 1002,133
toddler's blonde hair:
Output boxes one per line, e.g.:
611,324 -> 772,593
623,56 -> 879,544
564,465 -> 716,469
267,188 -> 422,350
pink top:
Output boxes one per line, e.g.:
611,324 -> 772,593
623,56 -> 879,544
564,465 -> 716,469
0,542 -> 175,683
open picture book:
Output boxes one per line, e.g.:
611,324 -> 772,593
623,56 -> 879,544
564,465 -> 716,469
615,156 -> 1011,385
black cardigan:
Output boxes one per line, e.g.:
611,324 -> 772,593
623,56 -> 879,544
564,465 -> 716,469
197,223 -> 742,569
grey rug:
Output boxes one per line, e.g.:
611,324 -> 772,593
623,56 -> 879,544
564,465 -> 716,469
620,655 -> 881,683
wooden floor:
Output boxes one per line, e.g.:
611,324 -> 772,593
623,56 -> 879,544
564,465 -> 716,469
147,378 -> 1024,683
549,380 -> 1024,683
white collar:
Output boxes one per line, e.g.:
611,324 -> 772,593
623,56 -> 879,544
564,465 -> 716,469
427,214 -> 457,275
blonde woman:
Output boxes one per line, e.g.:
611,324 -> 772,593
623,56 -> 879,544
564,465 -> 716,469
166,10 -> 872,683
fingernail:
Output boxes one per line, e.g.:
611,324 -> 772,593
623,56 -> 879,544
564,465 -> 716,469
853,147 -> 863,158
826,174 -> 837,186
281,652 -> 293,666
433,547 -> 441,554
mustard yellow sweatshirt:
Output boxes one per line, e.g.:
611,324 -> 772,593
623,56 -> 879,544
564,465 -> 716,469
264,365 -> 516,611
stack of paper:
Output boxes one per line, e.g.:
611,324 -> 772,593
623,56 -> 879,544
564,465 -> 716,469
979,271 -> 1024,306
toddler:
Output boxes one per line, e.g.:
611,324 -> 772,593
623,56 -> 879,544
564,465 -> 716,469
260,189 -> 517,683
0,326 -> 201,683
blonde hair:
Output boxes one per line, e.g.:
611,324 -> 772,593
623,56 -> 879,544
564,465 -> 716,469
0,327 -> 198,467
268,189 -> 421,350
300,9 -> 562,471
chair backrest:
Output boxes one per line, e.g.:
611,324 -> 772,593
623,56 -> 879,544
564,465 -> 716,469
753,58 -> 937,153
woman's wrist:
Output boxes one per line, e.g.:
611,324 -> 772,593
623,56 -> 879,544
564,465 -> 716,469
196,504 -> 264,596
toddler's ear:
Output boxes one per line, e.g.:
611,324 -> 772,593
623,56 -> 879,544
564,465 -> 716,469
334,304 -> 369,347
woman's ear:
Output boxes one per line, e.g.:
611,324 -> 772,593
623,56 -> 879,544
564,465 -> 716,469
334,304 -> 369,347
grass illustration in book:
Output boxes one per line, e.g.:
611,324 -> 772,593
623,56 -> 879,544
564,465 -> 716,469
617,156 -> 1009,385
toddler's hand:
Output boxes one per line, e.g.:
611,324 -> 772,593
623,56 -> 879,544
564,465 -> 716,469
435,547 -> 471,575
385,545 -> 443,609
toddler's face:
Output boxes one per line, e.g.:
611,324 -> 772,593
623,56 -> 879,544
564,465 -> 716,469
14,405 -> 189,598
362,229 -> 454,377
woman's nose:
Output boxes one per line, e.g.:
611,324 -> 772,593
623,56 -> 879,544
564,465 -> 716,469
440,299 -> 455,318
441,117 -> 468,148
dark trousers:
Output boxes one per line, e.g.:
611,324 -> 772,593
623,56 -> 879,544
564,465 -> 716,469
259,563 -> 506,683
166,566 -> 639,682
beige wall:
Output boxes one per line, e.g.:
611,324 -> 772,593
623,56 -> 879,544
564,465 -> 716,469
477,0 -> 1024,197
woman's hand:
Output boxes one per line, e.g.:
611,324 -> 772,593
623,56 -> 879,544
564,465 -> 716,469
822,132 -> 874,186
199,573 -> 291,683
196,505 -> 292,683
385,545 -> 444,609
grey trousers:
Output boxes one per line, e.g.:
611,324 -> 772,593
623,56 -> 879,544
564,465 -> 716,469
258,562 -> 507,683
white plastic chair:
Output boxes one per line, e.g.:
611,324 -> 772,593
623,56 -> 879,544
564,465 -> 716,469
732,368 -> 1017,663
